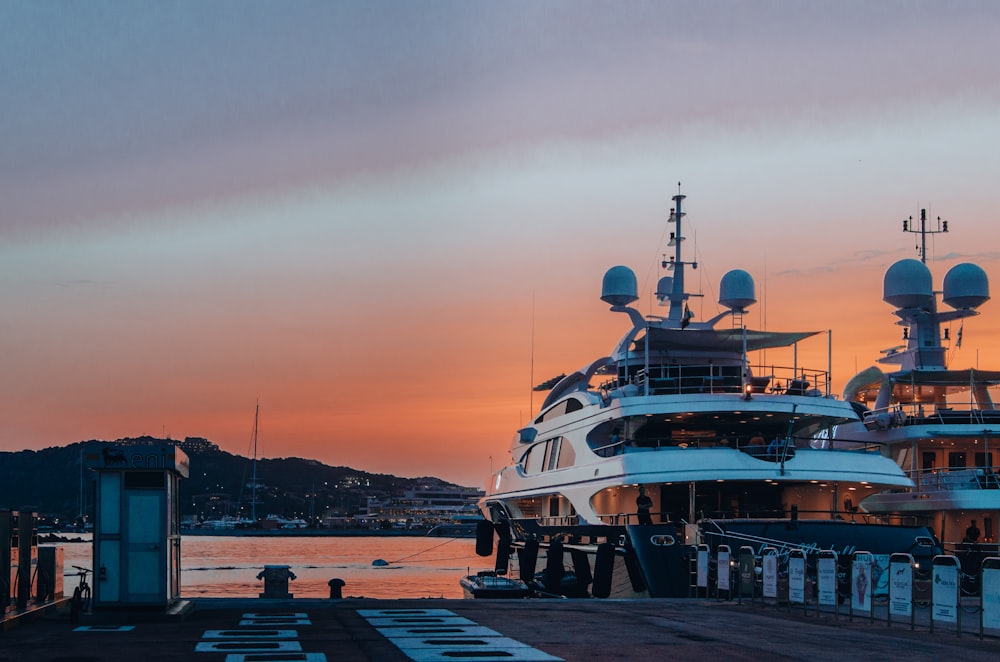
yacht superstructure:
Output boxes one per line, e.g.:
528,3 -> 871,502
839,209 -> 999,553
479,192 -> 937,597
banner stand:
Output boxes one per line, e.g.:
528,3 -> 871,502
980,557 -> 1000,640
761,547 -> 778,608
716,545 -> 731,601
737,546 -> 755,606
930,554 -> 961,637
816,550 -> 838,620
887,552 -> 914,631
788,549 -> 806,615
695,544 -> 709,599
849,551 -> 874,625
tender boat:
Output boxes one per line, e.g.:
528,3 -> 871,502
837,209 -> 998,574
459,570 -> 534,599
478,192 -> 940,598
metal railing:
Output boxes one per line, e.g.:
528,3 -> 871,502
590,434 -> 884,458
910,466 -> 1000,492
863,403 -> 1000,429
599,362 -> 833,398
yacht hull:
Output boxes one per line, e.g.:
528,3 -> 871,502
491,519 -> 941,598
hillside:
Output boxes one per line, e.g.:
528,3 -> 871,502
0,436 -> 467,527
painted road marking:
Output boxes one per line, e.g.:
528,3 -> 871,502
196,611 -> 324,661
195,640 -> 304,654
358,608 -> 562,662
222,655 -> 327,662
373,625 -> 504,638
240,612 -> 312,626
364,615 -> 477,627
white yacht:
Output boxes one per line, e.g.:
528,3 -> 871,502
839,209 -> 999,558
478,192 -> 940,598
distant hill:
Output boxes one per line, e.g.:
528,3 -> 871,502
0,436 -> 467,527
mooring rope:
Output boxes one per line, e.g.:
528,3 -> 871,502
387,536 -> 462,564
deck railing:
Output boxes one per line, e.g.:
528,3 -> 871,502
910,466 -> 1000,492
590,435 -> 883,458
595,509 -> 923,527
600,362 -> 832,399
863,403 -> 1000,429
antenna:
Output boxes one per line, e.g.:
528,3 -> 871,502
902,208 -> 948,264
529,292 -> 535,413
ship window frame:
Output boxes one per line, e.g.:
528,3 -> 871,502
546,438 -> 561,471
534,397 -> 585,424
519,437 -> 571,474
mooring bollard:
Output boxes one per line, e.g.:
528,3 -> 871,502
328,578 -> 346,599
257,564 -> 296,599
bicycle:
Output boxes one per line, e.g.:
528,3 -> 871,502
69,565 -> 92,622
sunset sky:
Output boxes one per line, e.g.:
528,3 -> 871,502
3,2 -> 1000,488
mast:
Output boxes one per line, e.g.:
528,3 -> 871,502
251,403 -> 259,523
902,207 -> 948,264
896,209 -> 950,370
662,186 -> 697,324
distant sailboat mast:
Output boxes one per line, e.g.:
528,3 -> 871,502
251,402 -> 259,524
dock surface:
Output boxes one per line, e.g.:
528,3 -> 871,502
2,597 -> 998,661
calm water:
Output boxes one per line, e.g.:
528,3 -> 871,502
58,534 -> 483,599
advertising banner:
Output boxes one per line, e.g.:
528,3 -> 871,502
763,552 -> 777,599
788,553 -> 805,604
982,563 -> 1000,631
717,547 -> 731,592
739,548 -> 755,597
851,555 -> 872,614
932,560 -> 959,624
697,547 -> 708,589
889,556 -> 913,618
817,553 -> 837,606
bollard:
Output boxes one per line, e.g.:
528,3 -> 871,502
257,564 -> 296,599
328,578 -> 346,599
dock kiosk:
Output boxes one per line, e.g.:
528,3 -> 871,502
87,443 -> 189,611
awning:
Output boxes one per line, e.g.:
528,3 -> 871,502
633,327 -> 819,354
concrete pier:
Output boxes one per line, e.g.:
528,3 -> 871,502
1,597 -> 998,661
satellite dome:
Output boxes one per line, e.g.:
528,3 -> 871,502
655,276 -> 673,303
718,269 -> 756,311
943,262 -> 990,309
883,259 -> 933,309
601,266 -> 638,306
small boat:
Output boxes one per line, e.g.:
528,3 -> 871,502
426,522 -> 478,538
459,571 -> 533,599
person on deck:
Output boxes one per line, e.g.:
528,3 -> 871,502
636,486 -> 653,525
965,519 -> 981,547
767,436 -> 780,457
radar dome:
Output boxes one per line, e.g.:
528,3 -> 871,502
601,266 -> 638,306
943,262 -> 990,309
718,269 -> 756,311
883,259 -> 933,309
655,276 -> 673,303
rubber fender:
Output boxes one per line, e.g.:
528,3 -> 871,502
623,546 -> 646,592
543,539 -> 566,589
519,539 -> 539,581
592,542 -> 615,598
570,548 -> 593,586
475,520 -> 495,557
494,523 -> 512,572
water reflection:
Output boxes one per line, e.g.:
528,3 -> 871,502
58,534 -> 482,599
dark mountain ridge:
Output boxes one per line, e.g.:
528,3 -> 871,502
0,436 -> 467,527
